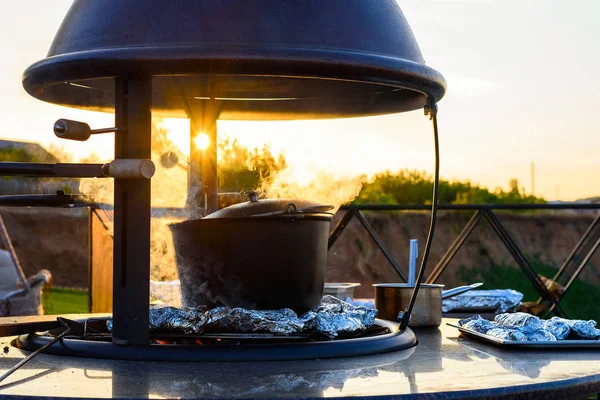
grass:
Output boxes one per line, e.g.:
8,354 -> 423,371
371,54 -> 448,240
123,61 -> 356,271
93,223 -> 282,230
43,287 -> 89,315
457,256 -> 600,322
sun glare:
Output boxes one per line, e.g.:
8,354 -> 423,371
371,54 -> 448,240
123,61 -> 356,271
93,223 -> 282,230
194,133 -> 210,151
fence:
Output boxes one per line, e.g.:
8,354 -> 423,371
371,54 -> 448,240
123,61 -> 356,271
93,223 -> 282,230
328,204 -> 600,319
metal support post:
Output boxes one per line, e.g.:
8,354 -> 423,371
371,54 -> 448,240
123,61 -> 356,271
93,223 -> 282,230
426,210 -> 483,283
112,77 -> 152,345
328,209 -> 356,249
188,99 -> 221,215
536,213 -> 600,306
484,210 -> 567,318
546,235 -> 600,316
355,210 -> 407,281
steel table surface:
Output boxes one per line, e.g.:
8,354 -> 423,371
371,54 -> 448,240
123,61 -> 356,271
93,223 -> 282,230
1,316 -> 600,399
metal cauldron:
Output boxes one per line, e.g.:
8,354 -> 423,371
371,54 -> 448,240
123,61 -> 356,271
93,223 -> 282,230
170,193 -> 334,314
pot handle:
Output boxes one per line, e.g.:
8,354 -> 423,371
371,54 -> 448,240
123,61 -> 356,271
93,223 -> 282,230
441,282 -> 483,300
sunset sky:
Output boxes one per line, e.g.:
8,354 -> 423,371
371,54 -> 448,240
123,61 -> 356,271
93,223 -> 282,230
1,0 -> 599,201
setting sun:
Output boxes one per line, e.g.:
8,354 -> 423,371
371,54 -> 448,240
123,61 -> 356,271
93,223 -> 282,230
194,133 -> 210,151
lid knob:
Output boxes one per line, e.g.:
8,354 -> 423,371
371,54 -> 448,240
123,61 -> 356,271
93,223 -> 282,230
244,191 -> 259,203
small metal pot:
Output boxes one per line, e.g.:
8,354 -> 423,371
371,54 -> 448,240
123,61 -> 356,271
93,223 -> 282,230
170,192 -> 334,314
373,282 -> 483,328
374,284 -> 444,328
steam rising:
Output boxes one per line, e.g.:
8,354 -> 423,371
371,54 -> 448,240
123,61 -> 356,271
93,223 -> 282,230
256,165 -> 363,214
79,118 -> 363,287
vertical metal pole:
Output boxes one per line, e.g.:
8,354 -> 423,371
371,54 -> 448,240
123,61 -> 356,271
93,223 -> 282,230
112,77 -> 152,345
87,206 -> 93,313
203,120 -> 218,214
188,116 -> 218,214
188,120 -> 202,208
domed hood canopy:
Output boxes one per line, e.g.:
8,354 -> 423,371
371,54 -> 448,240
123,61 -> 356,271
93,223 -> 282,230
22,0 -> 446,120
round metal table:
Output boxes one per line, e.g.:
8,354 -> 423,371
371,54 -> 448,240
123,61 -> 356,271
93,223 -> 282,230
1,317 -> 600,399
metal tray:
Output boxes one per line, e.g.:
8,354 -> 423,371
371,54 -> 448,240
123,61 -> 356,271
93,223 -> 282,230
448,323 -> 600,349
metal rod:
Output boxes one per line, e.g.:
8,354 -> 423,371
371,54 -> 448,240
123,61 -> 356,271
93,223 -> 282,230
112,77 -> 152,345
552,213 -> 600,283
340,204 -> 600,211
0,193 -> 86,207
87,206 -> 93,313
355,210 -> 407,281
328,210 -> 356,249
408,239 -> 418,287
400,99 -> 440,330
535,213 -> 600,306
91,127 -> 119,134
546,235 -> 600,316
0,320 -> 71,384
203,121 -> 218,214
0,162 -> 104,178
484,210 -> 568,317
426,210 -> 483,283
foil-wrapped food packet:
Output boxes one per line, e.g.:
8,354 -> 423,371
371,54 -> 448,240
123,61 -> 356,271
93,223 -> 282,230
459,315 -> 496,334
459,312 -> 600,342
301,295 -> 378,338
486,328 -> 527,341
442,289 -> 523,313
546,317 -> 600,339
107,295 -> 378,339
494,312 -> 543,333
205,307 -> 304,335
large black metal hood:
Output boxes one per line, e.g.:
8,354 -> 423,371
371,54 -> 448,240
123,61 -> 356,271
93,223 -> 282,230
22,0 -> 446,120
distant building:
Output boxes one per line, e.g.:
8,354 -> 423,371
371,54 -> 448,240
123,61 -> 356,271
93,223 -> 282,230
0,139 -> 79,195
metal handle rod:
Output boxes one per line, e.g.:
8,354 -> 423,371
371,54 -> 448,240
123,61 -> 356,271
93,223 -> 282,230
0,320 -> 71,384
0,161 -> 154,179
0,162 -> 103,177
441,282 -> 483,300
400,99 -> 440,330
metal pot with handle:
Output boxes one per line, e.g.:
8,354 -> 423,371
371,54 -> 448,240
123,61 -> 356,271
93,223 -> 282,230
170,191 -> 334,314
374,282 -> 483,328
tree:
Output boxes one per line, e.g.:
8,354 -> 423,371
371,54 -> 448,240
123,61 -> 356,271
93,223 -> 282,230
217,138 -> 286,193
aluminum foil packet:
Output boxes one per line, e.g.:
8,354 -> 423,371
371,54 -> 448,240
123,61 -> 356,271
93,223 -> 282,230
442,289 -> 523,313
486,328 -> 527,341
205,307 -> 303,335
494,312 -> 543,333
458,315 -> 496,334
459,312 -> 599,342
301,295 -> 378,338
543,317 -> 571,340
546,317 -> 600,339
106,295 -> 377,339
149,306 -> 207,334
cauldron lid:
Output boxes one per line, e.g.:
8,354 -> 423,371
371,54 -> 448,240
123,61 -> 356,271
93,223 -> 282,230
204,191 -> 333,219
